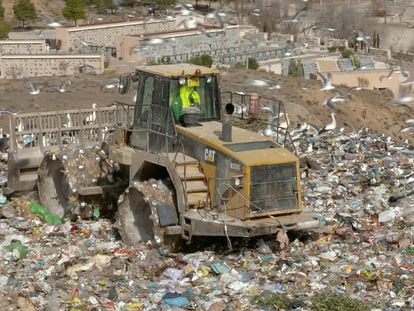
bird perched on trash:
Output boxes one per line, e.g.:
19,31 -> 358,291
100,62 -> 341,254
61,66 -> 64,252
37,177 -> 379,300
318,112 -> 337,135
317,72 -> 335,91
277,113 -> 290,131
84,103 -> 97,124
63,113 -> 72,128
292,122 -> 318,136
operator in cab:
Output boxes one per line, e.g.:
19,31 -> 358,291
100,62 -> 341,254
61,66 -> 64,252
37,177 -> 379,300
171,78 -> 201,123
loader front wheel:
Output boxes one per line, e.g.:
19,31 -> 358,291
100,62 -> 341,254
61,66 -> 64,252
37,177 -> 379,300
116,186 -> 154,246
116,180 -> 183,251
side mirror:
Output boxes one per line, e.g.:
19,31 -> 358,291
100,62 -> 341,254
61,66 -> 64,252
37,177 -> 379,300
119,74 -> 131,94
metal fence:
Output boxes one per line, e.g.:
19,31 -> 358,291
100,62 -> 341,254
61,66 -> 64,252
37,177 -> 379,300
9,103 -> 134,153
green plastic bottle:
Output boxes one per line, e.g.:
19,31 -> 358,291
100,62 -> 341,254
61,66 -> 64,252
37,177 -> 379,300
30,202 -> 63,224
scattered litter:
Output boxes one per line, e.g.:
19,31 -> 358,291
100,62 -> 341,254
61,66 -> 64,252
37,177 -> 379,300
0,126 -> 412,310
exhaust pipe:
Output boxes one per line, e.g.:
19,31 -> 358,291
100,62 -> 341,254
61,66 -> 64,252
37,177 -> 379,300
222,103 -> 234,142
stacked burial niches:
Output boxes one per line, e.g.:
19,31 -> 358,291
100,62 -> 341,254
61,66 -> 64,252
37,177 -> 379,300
0,39 -> 104,79
55,16 -> 241,65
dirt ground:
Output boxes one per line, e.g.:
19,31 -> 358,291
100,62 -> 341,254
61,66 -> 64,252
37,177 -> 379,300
0,69 -> 412,144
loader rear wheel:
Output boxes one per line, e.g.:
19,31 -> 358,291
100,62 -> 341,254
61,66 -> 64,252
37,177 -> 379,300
116,180 -> 183,251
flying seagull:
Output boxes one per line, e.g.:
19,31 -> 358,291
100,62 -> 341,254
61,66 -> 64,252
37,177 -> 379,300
391,96 -> 414,107
398,126 -> 414,134
356,30 -> 370,48
317,72 -> 335,91
78,64 -> 95,70
380,59 -> 408,81
57,80 -> 71,93
206,10 -> 226,28
324,93 -> 348,110
175,3 -> 197,16
239,79 -> 281,90
405,118 -> 414,126
0,108 -> 19,116
196,22 -> 213,37
101,78 -> 122,91
38,15 -> 66,28
281,6 -> 307,24
249,9 -> 261,16
324,86 -> 362,110
26,81 -> 41,95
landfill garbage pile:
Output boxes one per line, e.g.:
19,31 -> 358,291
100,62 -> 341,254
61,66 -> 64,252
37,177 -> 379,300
0,127 -> 413,310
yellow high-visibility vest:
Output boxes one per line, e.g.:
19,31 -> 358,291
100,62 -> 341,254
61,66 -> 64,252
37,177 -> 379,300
180,85 -> 200,108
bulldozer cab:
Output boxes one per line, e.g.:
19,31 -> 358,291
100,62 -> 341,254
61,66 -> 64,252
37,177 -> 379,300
127,64 -> 221,153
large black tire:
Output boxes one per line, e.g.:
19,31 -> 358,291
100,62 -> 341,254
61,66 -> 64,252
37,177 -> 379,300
116,180 -> 183,251
37,147 -> 112,219
37,157 -> 71,218
116,186 -> 155,246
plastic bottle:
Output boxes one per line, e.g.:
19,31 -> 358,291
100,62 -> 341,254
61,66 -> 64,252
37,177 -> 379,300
4,240 -> 28,259
30,202 -> 63,224
378,209 -> 396,223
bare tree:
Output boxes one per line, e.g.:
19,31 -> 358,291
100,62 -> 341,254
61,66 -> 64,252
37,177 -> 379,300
226,0 -> 251,25
396,0 -> 407,24
371,0 -> 392,24
315,4 -> 374,41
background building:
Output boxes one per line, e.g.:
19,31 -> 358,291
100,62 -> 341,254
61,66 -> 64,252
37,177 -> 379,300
116,25 -> 240,63
55,17 -> 193,55
0,54 -> 104,79
0,40 -> 47,55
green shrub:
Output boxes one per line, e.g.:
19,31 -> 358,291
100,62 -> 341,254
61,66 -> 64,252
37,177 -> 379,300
327,46 -> 337,52
190,54 -> 213,68
252,293 -> 292,309
247,57 -> 259,70
0,21 -> 11,39
233,62 -> 245,69
353,55 -> 360,69
341,48 -> 353,58
311,291 -> 370,311
288,59 -> 304,77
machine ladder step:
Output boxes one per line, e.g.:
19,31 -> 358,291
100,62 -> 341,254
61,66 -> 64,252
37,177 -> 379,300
186,192 -> 208,208
168,152 -> 198,166
185,180 -> 208,193
170,152 -> 209,209
176,164 -> 206,180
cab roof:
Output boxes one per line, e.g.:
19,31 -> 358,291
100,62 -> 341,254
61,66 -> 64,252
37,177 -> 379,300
135,63 -> 220,77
